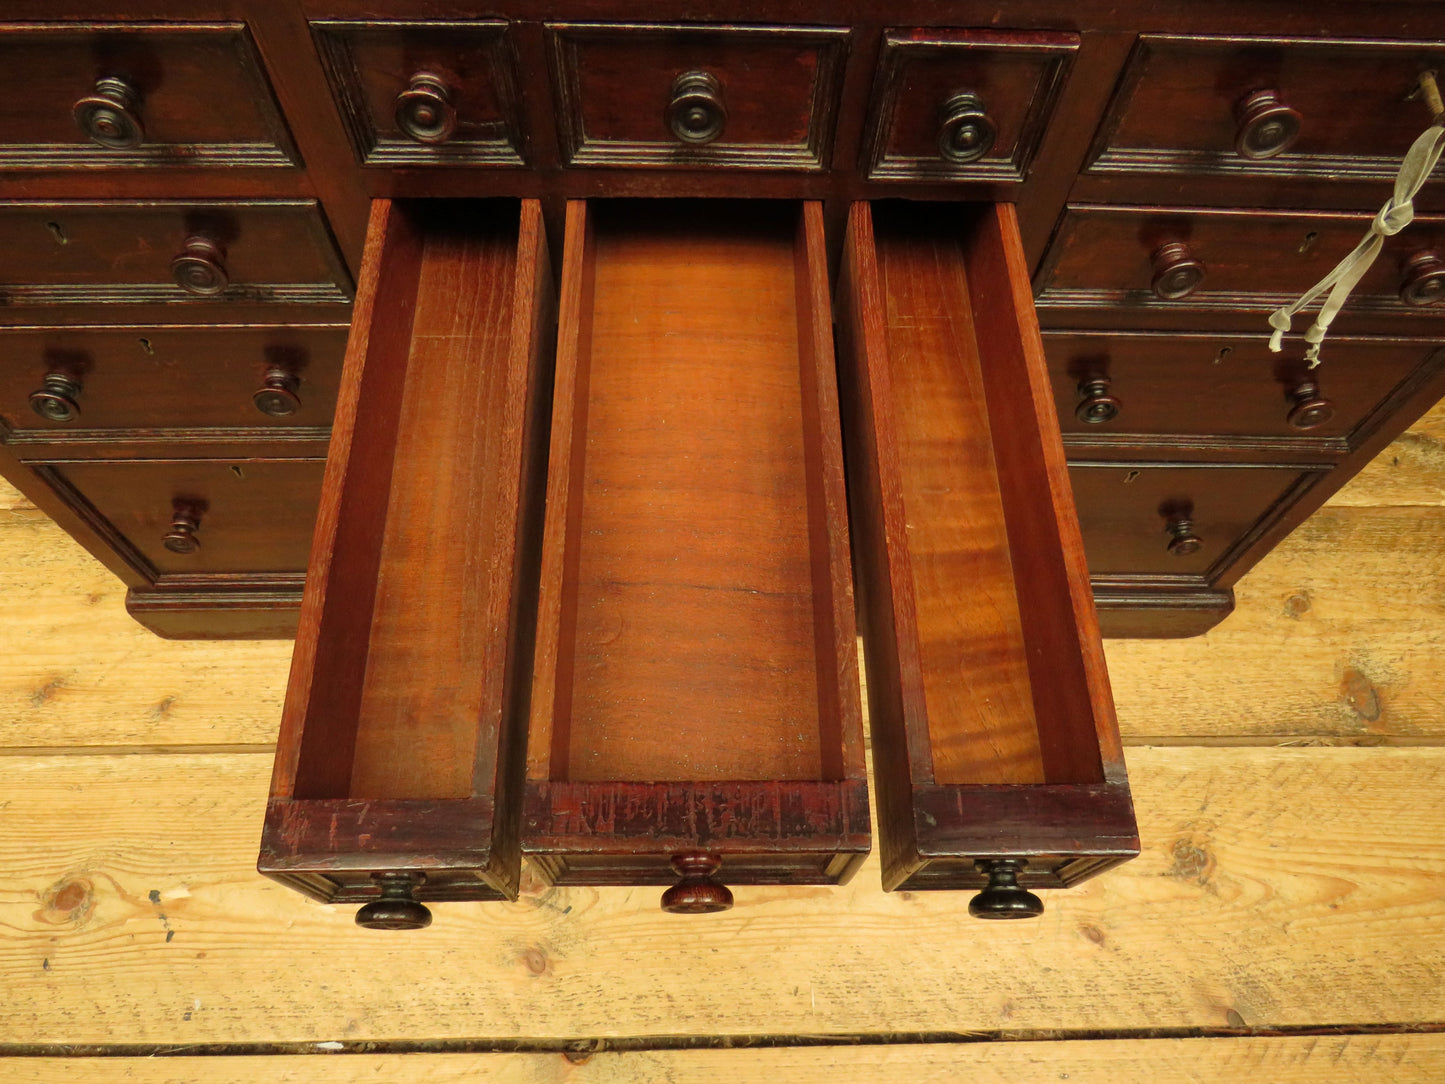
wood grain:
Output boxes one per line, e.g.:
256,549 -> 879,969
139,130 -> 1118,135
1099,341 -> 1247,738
872,203 -> 1043,785
7,1035 -> 1445,1081
348,204 -> 519,799
4,745 -> 1445,1042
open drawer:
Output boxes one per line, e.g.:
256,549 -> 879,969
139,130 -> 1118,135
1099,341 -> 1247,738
522,200 -> 870,912
258,198 -> 553,928
836,201 -> 1139,917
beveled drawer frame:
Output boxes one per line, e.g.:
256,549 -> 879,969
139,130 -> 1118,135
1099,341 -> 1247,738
860,29 -> 1078,184
311,20 -> 528,168
546,22 -> 850,171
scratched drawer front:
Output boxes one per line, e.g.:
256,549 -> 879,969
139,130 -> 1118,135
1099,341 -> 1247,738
1036,205 -> 1445,328
861,28 -> 1077,183
546,22 -> 848,170
312,20 -> 526,167
1069,463 -> 1317,577
46,459 -> 324,577
0,324 -> 347,436
1087,35 -> 1445,185
0,22 -> 296,169
0,201 -> 353,309
1045,330 -> 1442,442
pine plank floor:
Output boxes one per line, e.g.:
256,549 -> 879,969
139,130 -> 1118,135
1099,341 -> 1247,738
2,403 -> 1443,1078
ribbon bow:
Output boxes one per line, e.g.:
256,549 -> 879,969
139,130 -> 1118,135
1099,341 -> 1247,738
1268,98 -> 1445,367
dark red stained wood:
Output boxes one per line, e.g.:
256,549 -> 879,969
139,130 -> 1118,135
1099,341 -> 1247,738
0,323 -> 347,436
311,20 -> 527,167
5,1 -> 1445,649
261,196 -> 553,904
524,198 -> 868,891
861,29 -> 1078,184
124,580 -> 307,639
0,201 -> 353,313
1068,462 -> 1324,577
836,200 -> 1136,896
1045,331 -> 1442,443
41,458 -> 324,577
1035,205 -> 1445,333
0,22 -> 297,169
546,23 -> 849,170
1088,35 -> 1445,185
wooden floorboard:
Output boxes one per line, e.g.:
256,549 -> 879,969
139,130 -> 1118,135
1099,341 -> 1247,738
2,745 -> 1443,1043
5,1034 -> 1445,1081
3,414 -> 1443,1068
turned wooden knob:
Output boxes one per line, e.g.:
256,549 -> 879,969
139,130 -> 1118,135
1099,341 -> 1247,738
252,367 -> 301,416
937,91 -> 996,164
1075,376 -> 1122,425
1151,242 -> 1206,300
1400,251 -> 1445,308
1286,377 -> 1335,430
171,235 -> 228,296
667,71 -> 726,145
1234,89 -> 1301,160
356,871 -> 433,931
395,71 -> 457,144
969,859 -> 1044,920
660,852 -> 733,913
162,507 -> 202,555
73,76 -> 144,149
29,372 -> 82,423
1165,513 -> 1203,557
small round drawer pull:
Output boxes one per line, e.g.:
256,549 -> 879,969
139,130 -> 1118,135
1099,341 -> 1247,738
395,71 -> 457,145
1400,251 -> 1445,307
356,872 -> 433,931
1075,376 -> 1122,425
253,367 -> 301,417
162,508 -> 202,555
937,92 -> 996,164
29,372 -> 83,423
969,859 -> 1043,920
1166,514 -> 1203,558
1150,242 -> 1206,301
171,236 -> 229,296
660,852 -> 733,913
667,71 -> 726,145
1286,377 -> 1335,430
73,76 -> 144,150
1234,89 -> 1302,160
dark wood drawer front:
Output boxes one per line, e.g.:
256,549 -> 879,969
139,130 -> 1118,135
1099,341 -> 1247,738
1069,463 -> 1316,576
1088,35 -> 1445,185
0,325 -> 347,435
862,29 -> 1076,183
0,22 -> 295,169
1037,206 -> 1445,327
312,21 -> 525,167
1046,331 -> 1442,441
546,23 -> 848,170
0,201 -> 352,309
48,459 -> 323,577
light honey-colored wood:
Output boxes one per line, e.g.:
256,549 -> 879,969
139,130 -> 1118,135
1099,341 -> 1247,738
6,1035 -> 1445,1082
3,409 -> 1445,1068
2,744 -> 1444,1042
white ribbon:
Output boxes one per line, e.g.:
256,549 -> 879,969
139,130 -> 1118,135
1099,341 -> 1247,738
1267,118 -> 1445,367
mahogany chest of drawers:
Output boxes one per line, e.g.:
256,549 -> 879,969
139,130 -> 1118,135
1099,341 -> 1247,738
5,1 -> 1441,919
